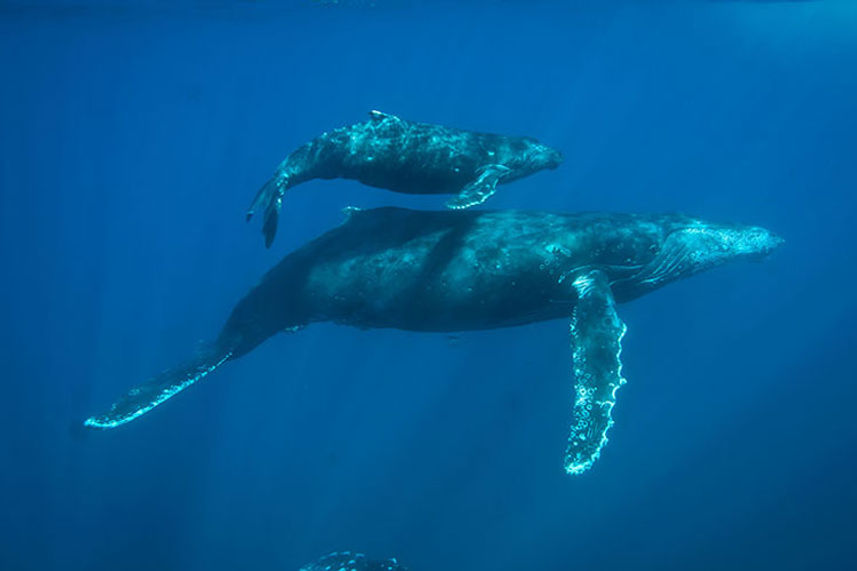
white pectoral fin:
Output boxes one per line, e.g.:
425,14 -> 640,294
445,164 -> 512,210
564,270 -> 628,475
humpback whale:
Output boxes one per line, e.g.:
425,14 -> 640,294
300,551 -> 406,571
85,207 -> 781,474
246,111 -> 562,246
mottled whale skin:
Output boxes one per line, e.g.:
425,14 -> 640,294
299,551 -> 406,571
85,207 -> 781,474
247,110 -> 563,246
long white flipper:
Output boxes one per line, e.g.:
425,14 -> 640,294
564,269 -> 628,475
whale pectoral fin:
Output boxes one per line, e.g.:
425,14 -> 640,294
247,173 -> 286,248
564,269 -> 628,475
446,164 -> 512,210
83,349 -> 232,429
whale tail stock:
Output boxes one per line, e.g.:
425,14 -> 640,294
246,172 -> 287,248
83,343 -> 234,429
83,269 -> 299,429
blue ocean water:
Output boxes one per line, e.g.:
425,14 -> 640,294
1,1 -> 856,570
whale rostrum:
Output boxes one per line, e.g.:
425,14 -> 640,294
85,207 -> 782,475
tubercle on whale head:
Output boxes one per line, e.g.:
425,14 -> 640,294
632,219 -> 783,289
676,221 -> 783,265
517,136 -> 563,171
538,143 -> 563,170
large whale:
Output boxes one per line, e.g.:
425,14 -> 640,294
246,111 -> 562,247
85,207 -> 781,474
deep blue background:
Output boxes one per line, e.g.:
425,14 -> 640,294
1,1 -> 856,570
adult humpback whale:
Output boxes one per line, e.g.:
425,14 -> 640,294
85,207 -> 781,474
246,111 -> 562,246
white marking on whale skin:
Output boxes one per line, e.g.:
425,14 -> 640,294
564,271 -> 628,476
300,551 -> 384,571
565,322 -> 627,476
571,271 -> 595,292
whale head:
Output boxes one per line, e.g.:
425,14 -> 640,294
516,137 -> 563,172
624,217 -> 783,294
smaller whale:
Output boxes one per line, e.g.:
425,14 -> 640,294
300,551 -> 406,571
246,110 -> 563,247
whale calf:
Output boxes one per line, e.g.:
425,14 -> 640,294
85,207 -> 781,474
247,111 -> 562,246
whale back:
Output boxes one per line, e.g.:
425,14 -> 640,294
313,206 -> 669,272
264,208 -> 666,332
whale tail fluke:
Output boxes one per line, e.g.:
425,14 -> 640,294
262,199 -> 280,249
247,173 -> 286,248
83,346 -> 233,429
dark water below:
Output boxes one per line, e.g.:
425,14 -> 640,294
1,1 -> 855,570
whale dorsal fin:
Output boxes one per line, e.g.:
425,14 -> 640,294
446,164 -> 512,210
563,269 -> 628,475
368,109 -> 394,121
341,205 -> 363,221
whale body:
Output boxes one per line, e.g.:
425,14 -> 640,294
85,207 -> 781,474
246,111 -> 562,246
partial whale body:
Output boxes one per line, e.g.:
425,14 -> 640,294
299,551 -> 406,571
246,110 -> 562,247
85,207 -> 781,475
